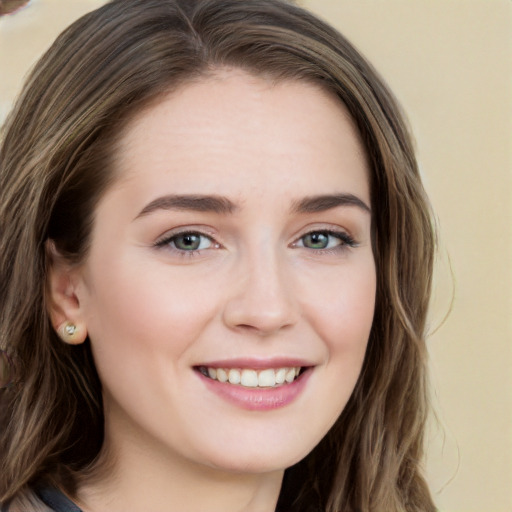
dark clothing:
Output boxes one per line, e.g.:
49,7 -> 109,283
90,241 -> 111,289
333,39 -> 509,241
35,487 -> 82,512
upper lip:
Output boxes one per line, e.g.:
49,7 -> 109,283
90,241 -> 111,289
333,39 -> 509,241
194,357 -> 314,369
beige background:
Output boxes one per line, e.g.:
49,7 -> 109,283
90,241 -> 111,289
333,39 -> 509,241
1,1 -> 511,511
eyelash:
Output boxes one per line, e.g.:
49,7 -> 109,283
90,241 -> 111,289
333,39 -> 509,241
293,230 -> 357,254
154,229 -> 357,257
154,230 -> 217,257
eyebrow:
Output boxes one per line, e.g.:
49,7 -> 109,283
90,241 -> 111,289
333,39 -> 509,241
135,192 -> 371,219
291,194 -> 371,214
136,194 -> 238,218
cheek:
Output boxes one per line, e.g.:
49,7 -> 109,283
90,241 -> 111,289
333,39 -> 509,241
321,272 -> 375,385
81,258 -> 222,362
289,259 -> 376,448
300,258 -> 376,354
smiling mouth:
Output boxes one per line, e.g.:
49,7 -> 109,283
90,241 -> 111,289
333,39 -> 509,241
196,366 -> 305,388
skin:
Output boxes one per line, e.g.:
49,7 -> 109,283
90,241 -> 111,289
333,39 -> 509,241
49,69 -> 376,512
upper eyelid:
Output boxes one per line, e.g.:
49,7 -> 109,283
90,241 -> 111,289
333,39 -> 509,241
294,229 -> 354,243
154,227 -> 218,244
293,225 -> 355,240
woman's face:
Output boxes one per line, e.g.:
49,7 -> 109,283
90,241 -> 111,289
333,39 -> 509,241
64,70 -> 376,474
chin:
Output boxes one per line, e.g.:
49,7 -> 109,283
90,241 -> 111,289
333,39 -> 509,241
199,437 -> 317,475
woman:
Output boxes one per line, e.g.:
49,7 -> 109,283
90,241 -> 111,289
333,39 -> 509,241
0,0 -> 437,510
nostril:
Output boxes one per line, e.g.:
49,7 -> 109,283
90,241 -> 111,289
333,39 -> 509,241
234,322 -> 293,336
237,323 -> 260,331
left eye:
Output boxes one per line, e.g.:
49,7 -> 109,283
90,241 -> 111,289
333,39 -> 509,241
166,232 -> 213,251
296,231 -> 348,250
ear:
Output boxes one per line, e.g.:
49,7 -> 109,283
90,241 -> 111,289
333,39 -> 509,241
46,240 -> 88,345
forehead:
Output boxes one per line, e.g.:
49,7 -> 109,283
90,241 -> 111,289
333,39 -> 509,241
110,69 -> 370,204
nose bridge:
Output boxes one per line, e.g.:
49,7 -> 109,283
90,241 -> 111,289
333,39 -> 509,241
222,236 -> 297,335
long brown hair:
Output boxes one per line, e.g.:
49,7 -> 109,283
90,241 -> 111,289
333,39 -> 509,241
0,1 -> 436,510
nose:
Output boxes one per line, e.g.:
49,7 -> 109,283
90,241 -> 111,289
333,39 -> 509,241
222,247 -> 298,336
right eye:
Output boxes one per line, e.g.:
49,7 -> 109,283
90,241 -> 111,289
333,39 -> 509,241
169,232 -> 213,251
155,231 -> 217,254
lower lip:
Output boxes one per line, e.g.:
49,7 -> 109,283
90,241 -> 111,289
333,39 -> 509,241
198,369 -> 311,411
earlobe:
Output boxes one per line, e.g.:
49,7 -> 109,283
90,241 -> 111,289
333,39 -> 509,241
45,240 -> 88,345
56,321 -> 86,345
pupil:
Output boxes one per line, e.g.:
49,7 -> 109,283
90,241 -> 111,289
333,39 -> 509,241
306,232 -> 328,248
178,234 -> 199,250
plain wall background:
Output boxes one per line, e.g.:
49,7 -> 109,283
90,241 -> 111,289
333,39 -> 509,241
1,1 -> 511,511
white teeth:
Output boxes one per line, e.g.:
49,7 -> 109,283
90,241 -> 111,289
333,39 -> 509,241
240,369 -> 258,387
202,366 -> 303,388
216,368 -> 228,383
228,369 -> 241,384
285,368 -> 296,383
258,368 -> 276,387
275,368 -> 286,384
